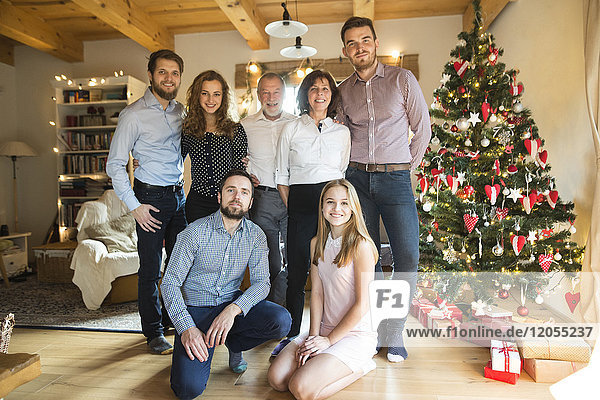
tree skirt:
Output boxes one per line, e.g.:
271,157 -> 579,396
0,275 -> 141,332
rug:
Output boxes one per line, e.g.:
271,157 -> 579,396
0,274 -> 141,332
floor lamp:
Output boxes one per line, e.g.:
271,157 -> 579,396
0,141 -> 38,233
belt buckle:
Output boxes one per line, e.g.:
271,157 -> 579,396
365,163 -> 377,172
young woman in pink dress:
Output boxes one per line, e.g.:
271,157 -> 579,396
268,178 -> 378,400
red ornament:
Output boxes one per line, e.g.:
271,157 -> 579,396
539,254 -> 553,273
501,111 -> 509,118
463,185 -> 475,196
498,289 -> 509,299
451,124 -> 458,132
458,86 -> 466,94
453,60 -> 469,78
488,47 -> 499,65
546,190 -> 558,209
565,292 -> 580,313
463,213 -> 479,233
509,82 -> 524,96
517,306 -> 529,316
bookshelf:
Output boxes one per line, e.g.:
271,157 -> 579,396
52,75 -> 147,241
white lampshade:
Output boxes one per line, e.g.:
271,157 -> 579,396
280,36 -> 317,59
266,20 -> 308,38
0,141 -> 38,157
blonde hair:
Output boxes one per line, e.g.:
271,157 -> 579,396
312,179 -> 378,268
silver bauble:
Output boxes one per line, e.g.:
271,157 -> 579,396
489,114 -> 498,123
484,221 -> 490,227
503,188 -> 510,195
426,234 -> 434,242
554,252 -> 562,261
431,136 -> 440,146
513,102 -> 524,113
492,244 -> 504,256
569,225 -> 577,234
465,138 -> 473,147
443,122 -> 450,130
423,202 -> 433,212
481,137 -> 490,147
499,105 -> 505,111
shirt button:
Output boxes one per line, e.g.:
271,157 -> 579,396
367,99 -> 371,102
370,117 -> 374,120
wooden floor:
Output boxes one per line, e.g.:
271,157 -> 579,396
4,311 -> 555,400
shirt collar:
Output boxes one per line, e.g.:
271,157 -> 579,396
300,113 -> 332,128
211,209 -> 245,234
251,110 -> 296,123
143,87 -> 178,112
351,61 -> 385,85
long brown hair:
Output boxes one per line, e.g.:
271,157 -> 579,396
312,179 -> 378,268
183,70 -> 236,140
296,70 -> 340,119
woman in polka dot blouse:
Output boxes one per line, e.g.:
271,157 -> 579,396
182,70 -> 248,222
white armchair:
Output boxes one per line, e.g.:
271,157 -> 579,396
70,190 -> 141,310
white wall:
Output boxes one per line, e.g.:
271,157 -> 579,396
5,0 -> 594,262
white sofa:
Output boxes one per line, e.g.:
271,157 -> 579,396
70,190 -> 141,310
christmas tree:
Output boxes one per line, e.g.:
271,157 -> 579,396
416,0 -> 584,306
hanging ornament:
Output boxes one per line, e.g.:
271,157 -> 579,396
546,190 -> 558,209
453,60 -> 470,78
461,240 -> 467,253
426,233 -> 434,242
513,218 -> 521,232
463,213 -> 479,233
495,208 -> 508,220
520,190 -> 538,214
488,46 -> 499,65
431,136 -> 440,146
524,138 -> 542,158
565,292 -> 580,313
481,137 -> 490,147
458,85 -> 467,94
468,112 -> 482,126
554,251 -> 562,261
509,81 -> 524,96
423,201 -> 433,212
464,137 -> 472,146
485,184 -> 501,205
510,234 -> 526,256
512,101 -> 524,113
517,306 -> 529,316
451,124 -> 458,132
463,185 -> 475,197
537,150 -> 548,169
492,240 -> 504,256
507,164 -> 518,174
498,289 -> 509,299
442,122 -> 450,130
502,187 -> 510,196
535,295 -> 544,304
489,113 -> 498,123
481,99 -> 491,122
539,254 -> 553,273
569,224 -> 577,234
457,118 -> 470,131
446,175 -> 459,194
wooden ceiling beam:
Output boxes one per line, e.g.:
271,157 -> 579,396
214,0 -> 269,50
0,2 -> 83,62
463,0 -> 516,32
72,0 -> 174,51
0,36 -> 15,66
353,0 -> 375,20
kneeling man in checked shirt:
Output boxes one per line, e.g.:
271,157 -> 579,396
161,169 -> 292,399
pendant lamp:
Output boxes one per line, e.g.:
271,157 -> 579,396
280,36 -> 316,59
265,2 -> 308,38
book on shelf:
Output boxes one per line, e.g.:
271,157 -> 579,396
59,178 -> 111,198
61,131 -> 114,151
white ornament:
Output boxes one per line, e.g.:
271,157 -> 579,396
508,188 -> 523,203
431,136 -> 440,146
423,202 -> 433,212
457,118 -> 470,131
522,130 -> 531,139
481,137 -> 490,147
456,172 -> 466,185
427,233 -> 434,242
503,188 -> 510,196
492,244 -> 504,256
569,225 -> 577,234
554,252 -> 562,261
489,114 -> 498,123
468,112 -> 482,126
513,102 -> 524,113
465,138 -> 473,147
440,74 -> 451,85
535,294 -> 544,305
527,230 -> 537,244
484,221 -> 490,227
499,105 -> 505,111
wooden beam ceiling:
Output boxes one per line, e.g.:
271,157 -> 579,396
0,2 -> 83,62
214,0 -> 269,50
0,36 -> 15,66
72,0 -> 174,51
462,0 -> 516,32
353,0 -> 375,20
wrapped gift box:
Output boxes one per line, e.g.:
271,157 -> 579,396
523,358 -> 587,383
473,305 -> 513,324
418,302 -> 436,327
491,340 -> 521,374
484,361 -> 519,384
459,321 -> 492,347
519,337 -> 591,362
432,318 -> 461,338
426,304 -> 463,329
411,298 -> 431,318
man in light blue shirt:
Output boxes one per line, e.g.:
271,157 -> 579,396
107,49 -> 187,355
161,170 -> 291,399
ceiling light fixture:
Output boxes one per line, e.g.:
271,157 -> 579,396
280,36 -> 316,59
265,2 -> 308,38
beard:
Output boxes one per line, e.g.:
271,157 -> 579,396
262,104 -> 283,118
220,202 -> 247,220
150,79 -> 179,101
351,52 -> 377,72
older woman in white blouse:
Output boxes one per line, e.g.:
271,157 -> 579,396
275,70 -> 350,346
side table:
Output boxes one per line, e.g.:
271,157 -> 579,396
0,232 -> 32,288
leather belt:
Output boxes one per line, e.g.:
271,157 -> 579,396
348,162 -> 410,172
134,178 -> 183,192
256,185 -> 277,192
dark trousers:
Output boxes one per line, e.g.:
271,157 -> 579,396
134,180 -> 187,341
185,190 -> 219,223
345,167 -> 419,344
170,295 -> 291,399
285,182 -> 327,337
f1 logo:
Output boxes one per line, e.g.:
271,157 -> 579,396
369,280 -> 410,331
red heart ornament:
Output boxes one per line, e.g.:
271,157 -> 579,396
431,168 -> 444,176
565,292 -> 580,313
463,214 -> 478,233
538,254 -> 553,273
493,159 -> 500,176
510,234 -> 526,256
546,190 -> 558,209
484,184 -> 501,205
537,150 -> 548,169
524,138 -> 542,157
495,208 -> 509,220
419,178 -> 428,193
454,60 -> 469,78
446,175 -> 459,194
481,101 -> 491,122
509,82 -> 524,96
520,191 -> 538,214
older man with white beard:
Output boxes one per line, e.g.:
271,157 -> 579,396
241,73 -> 297,306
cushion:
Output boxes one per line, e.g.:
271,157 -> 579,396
84,213 -> 137,253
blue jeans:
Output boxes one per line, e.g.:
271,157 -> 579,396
134,180 -> 187,340
249,187 -> 288,303
345,167 -> 418,344
170,295 -> 291,399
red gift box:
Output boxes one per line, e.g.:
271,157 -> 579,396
417,302 -> 436,327
484,361 -> 520,384
473,305 -> 513,324
410,298 -> 431,317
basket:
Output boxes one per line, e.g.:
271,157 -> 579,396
33,241 -> 77,283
